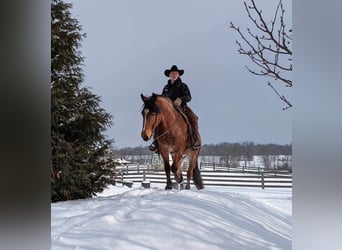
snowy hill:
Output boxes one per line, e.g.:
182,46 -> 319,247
51,185 -> 291,249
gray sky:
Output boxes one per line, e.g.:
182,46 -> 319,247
67,0 -> 292,149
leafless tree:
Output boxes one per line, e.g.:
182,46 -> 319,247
241,142 -> 253,171
278,155 -> 291,170
262,155 -> 272,170
230,0 -> 292,110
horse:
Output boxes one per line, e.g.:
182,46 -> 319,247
140,93 -> 204,190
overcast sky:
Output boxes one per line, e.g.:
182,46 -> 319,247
67,0 -> 292,149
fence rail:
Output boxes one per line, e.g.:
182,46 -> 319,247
112,164 -> 292,189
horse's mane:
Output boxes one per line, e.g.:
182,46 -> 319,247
155,94 -> 174,107
142,93 -> 174,113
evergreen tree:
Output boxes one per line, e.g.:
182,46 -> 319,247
51,0 -> 113,202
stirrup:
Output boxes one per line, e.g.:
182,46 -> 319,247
192,140 -> 201,150
149,143 -> 159,153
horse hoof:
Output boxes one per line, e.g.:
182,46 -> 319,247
165,184 -> 172,190
175,175 -> 183,183
185,184 -> 190,189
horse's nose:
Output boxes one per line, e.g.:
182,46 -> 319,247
141,131 -> 149,141
141,129 -> 153,141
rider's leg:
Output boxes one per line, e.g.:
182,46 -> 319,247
184,106 -> 201,149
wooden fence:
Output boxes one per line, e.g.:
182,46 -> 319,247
112,163 -> 292,189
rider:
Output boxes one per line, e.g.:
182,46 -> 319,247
149,65 -> 201,152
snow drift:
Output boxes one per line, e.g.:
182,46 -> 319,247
51,185 -> 291,250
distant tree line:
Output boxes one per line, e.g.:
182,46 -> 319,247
200,142 -> 291,156
112,142 -> 291,158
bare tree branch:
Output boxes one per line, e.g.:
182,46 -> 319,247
230,0 -> 292,109
267,82 -> 292,110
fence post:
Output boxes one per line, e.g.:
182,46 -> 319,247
261,171 -> 265,189
143,170 -> 146,181
137,164 -> 140,174
213,162 -> 216,171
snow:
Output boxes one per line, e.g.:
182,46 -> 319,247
114,159 -> 131,164
51,184 -> 292,250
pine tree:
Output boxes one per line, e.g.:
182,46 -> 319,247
51,0 -> 114,202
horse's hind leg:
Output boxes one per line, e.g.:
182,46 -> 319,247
185,151 -> 203,189
185,162 -> 198,189
185,161 -> 194,189
171,162 -> 176,173
193,162 -> 204,189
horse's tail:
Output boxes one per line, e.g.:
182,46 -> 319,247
193,162 -> 204,190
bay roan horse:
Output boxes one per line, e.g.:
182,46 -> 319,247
140,93 -> 204,190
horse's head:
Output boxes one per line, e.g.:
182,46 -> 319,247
140,93 -> 161,141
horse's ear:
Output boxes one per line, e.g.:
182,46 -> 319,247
152,93 -> 157,100
141,93 -> 147,102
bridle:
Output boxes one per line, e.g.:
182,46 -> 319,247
144,106 -> 180,141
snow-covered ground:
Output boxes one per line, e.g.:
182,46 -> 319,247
51,184 -> 292,250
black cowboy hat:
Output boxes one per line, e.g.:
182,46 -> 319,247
164,65 -> 184,77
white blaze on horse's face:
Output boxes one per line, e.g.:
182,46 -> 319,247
142,108 -> 149,131
141,108 -> 155,141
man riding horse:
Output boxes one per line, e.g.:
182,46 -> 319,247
149,65 -> 201,152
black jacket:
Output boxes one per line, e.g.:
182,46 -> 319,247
162,78 -> 191,107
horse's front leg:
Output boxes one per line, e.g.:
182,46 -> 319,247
159,150 -> 172,189
172,153 -> 184,184
185,169 -> 192,189
164,161 -> 172,189
173,162 -> 183,184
